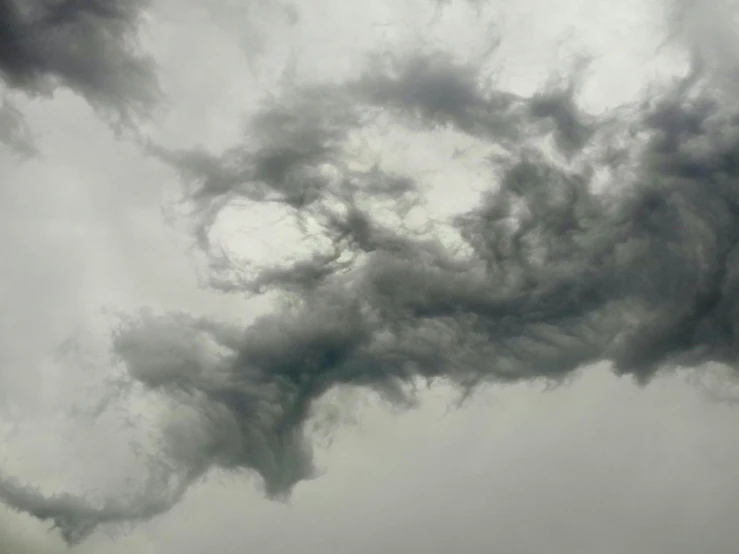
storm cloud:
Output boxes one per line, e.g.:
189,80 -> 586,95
0,0 -> 157,126
3,0 -> 739,546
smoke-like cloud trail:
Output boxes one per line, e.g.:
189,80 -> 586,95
4,0 -> 739,545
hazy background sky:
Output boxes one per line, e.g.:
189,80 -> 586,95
3,0 -> 739,552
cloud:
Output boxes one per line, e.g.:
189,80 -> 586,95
4,0 -> 739,546
0,95 -> 35,155
0,0 -> 158,126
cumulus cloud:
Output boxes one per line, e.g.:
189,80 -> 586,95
4,0 -> 739,546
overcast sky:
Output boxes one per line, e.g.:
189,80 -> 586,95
3,0 -> 739,553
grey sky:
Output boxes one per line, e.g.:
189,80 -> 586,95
3,0 -> 739,552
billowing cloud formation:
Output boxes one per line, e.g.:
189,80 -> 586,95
3,0 -> 739,546
0,0 -> 156,119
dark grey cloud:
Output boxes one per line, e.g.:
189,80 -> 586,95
3,5 -> 739,547
0,0 -> 157,122
149,54 -> 594,292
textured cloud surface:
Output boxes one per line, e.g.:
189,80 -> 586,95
0,0 -> 157,135
3,0 -> 739,546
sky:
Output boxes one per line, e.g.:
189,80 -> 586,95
3,0 -> 739,552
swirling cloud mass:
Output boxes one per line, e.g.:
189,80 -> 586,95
3,0 -> 739,548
